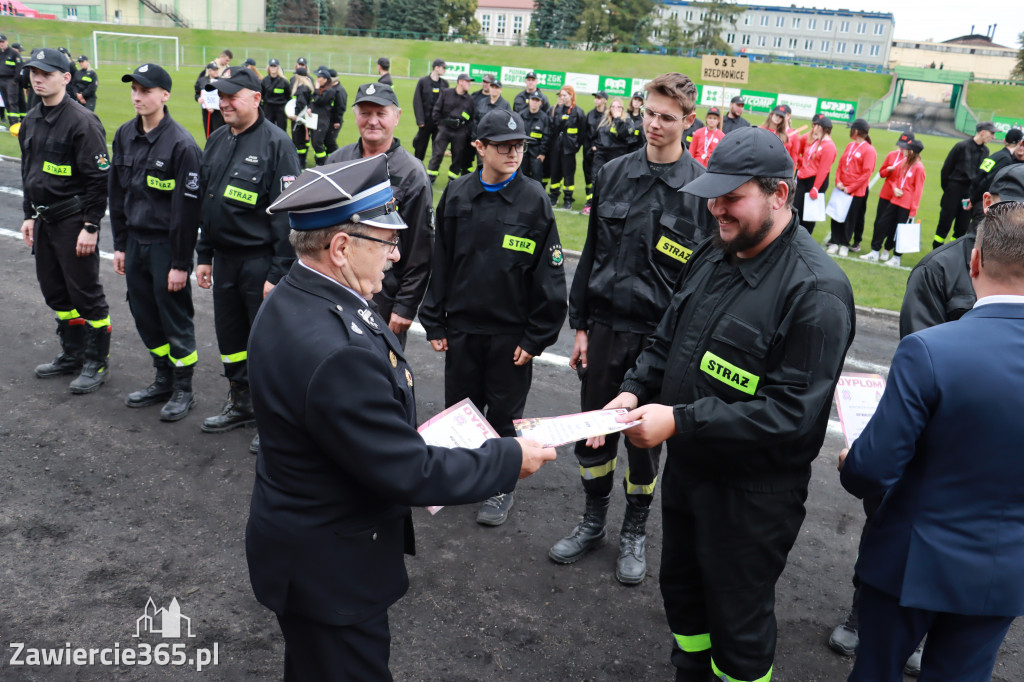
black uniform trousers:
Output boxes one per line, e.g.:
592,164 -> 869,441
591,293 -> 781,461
428,125 -> 471,179
582,146 -> 595,202
264,103 -> 288,132
444,330 -> 531,439
549,148 -> 578,202
277,610 -> 392,682
292,121 -> 310,164
935,181 -> 972,244
575,322 -> 660,506
0,77 -> 22,123
211,254 -> 271,385
202,109 -> 225,139
310,121 -> 330,165
124,235 -> 196,365
326,124 -> 341,155
522,154 -> 544,184
33,216 -> 108,321
412,121 -> 439,161
849,583 -> 1013,682
661,468 -> 806,682
829,192 -> 869,248
870,199 -> 910,255
795,175 -> 829,233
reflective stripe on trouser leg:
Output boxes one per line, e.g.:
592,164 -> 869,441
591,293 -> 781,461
86,316 -> 111,329
56,309 -> 80,321
221,351 -> 247,364
149,344 -> 170,358
625,467 -> 657,495
580,456 -> 616,481
674,633 -> 711,653
711,659 -> 772,682
170,350 -> 198,367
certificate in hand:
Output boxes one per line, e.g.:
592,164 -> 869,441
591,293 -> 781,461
513,409 -> 641,448
417,398 -> 499,514
834,372 -> 886,447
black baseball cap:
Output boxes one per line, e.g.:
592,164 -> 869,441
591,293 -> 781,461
77,55 -> 88,62
907,139 -> 924,153
771,106 -> 786,116
328,68 -> 337,78
816,116 -> 833,132
206,62 -> 217,70
631,91 -> 644,100
476,109 -> 528,142
122,63 -> 173,92
457,73 -> 473,82
491,80 -> 503,89
0,34 -> 6,41
432,58 -> 446,68
989,164 -> 1024,202
268,58 -> 279,67
315,66 -> 331,79
11,42 -> 21,51
296,57 -> 307,65
481,73 -> 496,84
23,48 -> 70,73
977,121 -> 997,133
1005,128 -> 1024,144
205,66 -> 261,94
525,71 -> 538,79
354,82 -> 399,107
897,131 -> 915,149
681,127 -> 794,198
730,95 -> 745,105
778,104 -> 792,115
850,118 -> 870,133
706,106 -> 721,117
528,91 -> 543,101
593,90 -> 608,99
243,57 -> 256,66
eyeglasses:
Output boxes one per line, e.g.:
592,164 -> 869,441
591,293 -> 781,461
343,233 -> 400,253
641,107 -> 684,124
484,141 -> 526,154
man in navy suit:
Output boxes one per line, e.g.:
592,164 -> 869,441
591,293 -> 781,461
245,155 -> 557,681
839,199 -> 1024,681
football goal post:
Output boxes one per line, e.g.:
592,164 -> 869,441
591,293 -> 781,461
92,31 -> 181,71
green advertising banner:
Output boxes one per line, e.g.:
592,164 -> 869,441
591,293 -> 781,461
599,75 -> 632,97
739,89 -> 777,115
532,69 -> 566,91
993,116 -> 1024,140
816,98 -> 858,123
470,64 -> 501,82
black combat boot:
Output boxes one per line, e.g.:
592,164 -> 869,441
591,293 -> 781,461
201,381 -> 255,433
69,323 -> 111,394
548,493 -> 610,564
249,433 -> 260,455
160,366 -> 197,422
616,498 -> 651,585
125,356 -> 173,407
35,318 -> 85,378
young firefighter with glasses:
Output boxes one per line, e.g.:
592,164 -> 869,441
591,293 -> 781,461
420,109 -> 568,527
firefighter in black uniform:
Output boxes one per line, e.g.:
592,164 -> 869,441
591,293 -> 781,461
307,66 -> 340,166
427,72 -> 474,184
71,55 -> 98,111
376,57 -> 392,85
287,65 -> 314,165
260,58 -> 290,131
521,91 -> 550,184
553,73 -> 717,585
934,121 -> 995,247
327,82 -> 433,349
548,85 -> 586,210
0,34 -> 23,126
604,126 -> 855,682
194,67 -> 302,450
967,127 -> 1022,228
412,58 -> 448,161
512,71 -> 549,115
324,69 -> 346,155
19,48 -> 112,394
420,109 -> 567,527
110,64 -> 203,421
582,90 -> 607,210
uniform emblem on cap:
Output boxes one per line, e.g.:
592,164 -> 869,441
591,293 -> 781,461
358,308 -> 379,329
405,369 -> 413,388
367,84 -> 376,95
350,321 -> 364,335
139,64 -> 149,73
389,350 -> 398,367
508,116 -> 517,130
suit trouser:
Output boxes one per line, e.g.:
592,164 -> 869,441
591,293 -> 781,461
870,199 -> 910,255
264,103 -> 288,132
575,322 -> 660,506
412,121 -> 439,160
849,583 -> 1013,682
124,235 -> 196,367
443,330 -> 531,439
661,468 -> 807,682
428,125 -> 471,179
549,147 -> 578,201
211,254 -> 271,385
934,182 -> 971,244
33,215 -> 109,321
0,77 -> 22,122
277,610 -> 392,682
829,192 -> 869,247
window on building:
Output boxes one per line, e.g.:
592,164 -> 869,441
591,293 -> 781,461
744,15 -> 751,25
870,44 -> 880,56
837,41 -> 846,53
772,36 -> 782,48
742,34 -> 751,45
804,38 -> 814,50
808,18 -> 816,30
787,37 -> 797,48
727,33 -> 736,43
820,40 -> 830,51
65,6 -> 78,18
760,15 -> 769,26
513,15 -> 522,34
757,35 -> 766,47
840,20 -> 849,32
496,14 -> 505,33
824,19 -> 833,31
792,17 -> 800,28
685,10 -> 693,20
874,23 -> 884,35
857,22 -> 866,34
853,43 -> 863,54
776,15 -> 785,27
481,14 -> 491,32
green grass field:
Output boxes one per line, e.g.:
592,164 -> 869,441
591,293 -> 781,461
2,15 -> 1006,311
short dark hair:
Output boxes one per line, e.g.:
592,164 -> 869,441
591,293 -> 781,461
378,57 -> 390,70
221,49 -> 233,59
645,73 -> 697,115
754,176 -> 796,209
977,202 -> 1024,281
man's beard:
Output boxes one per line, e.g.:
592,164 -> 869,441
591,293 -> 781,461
712,211 -> 775,256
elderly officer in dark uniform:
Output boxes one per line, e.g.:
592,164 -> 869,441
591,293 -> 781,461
246,155 -> 556,681
71,55 -> 98,111
328,82 -> 432,348
19,47 -> 112,395
109,64 -> 203,422
194,66 -> 301,450
601,126 -> 855,682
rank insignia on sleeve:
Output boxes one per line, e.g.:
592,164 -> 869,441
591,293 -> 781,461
549,244 -> 564,267
94,153 -> 110,171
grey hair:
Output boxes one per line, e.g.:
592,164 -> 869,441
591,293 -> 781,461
289,221 -> 368,258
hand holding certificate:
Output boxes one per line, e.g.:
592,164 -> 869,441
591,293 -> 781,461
514,409 -> 642,448
834,372 -> 886,447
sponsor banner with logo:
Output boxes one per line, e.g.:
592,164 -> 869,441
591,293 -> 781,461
599,76 -> 631,97
993,116 -> 1024,140
740,89 -> 778,115
698,85 -> 724,107
817,98 -> 858,123
445,61 -> 470,77
500,66 -> 532,88
469,64 -> 501,82
565,72 -> 601,94
630,78 -> 650,97
777,93 -> 818,120
532,69 -> 566,90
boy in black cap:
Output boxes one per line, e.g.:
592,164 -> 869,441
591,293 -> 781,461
19,47 -> 113,394
420,109 -> 567,526
0,33 -> 22,126
260,58 -> 290,131
412,58 -> 448,161
520,90 -> 550,184
376,56 -> 392,85
195,66 -> 302,450
70,55 -> 97,111
110,64 -> 203,421
934,120 -> 994,247
427,72 -> 475,183
306,66 -> 344,166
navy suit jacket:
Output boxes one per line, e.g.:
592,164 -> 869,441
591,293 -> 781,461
841,302 -> 1024,617
245,262 -> 522,627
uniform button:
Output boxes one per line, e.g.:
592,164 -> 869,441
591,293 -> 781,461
372,533 -> 377,541
336,305 -> 343,311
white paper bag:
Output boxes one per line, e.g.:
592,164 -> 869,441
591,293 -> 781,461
825,189 -> 853,222
895,221 -> 921,254
802,192 -> 827,222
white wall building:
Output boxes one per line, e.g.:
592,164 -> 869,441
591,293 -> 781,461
476,0 -> 533,47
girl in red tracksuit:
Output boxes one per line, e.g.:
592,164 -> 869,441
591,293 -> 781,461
689,106 -> 724,167
794,116 -> 837,233
828,119 -> 877,255
864,139 -> 926,268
